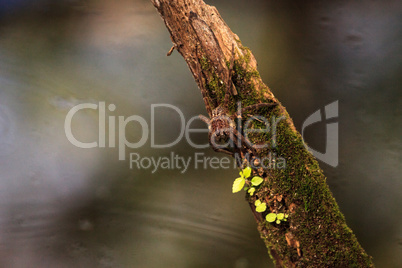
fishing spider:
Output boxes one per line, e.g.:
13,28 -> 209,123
196,44 -> 277,159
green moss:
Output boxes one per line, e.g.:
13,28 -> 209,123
197,42 -> 372,266
250,113 -> 373,266
226,58 -> 372,265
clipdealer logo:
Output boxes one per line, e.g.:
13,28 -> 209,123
301,101 -> 339,167
64,101 -> 338,173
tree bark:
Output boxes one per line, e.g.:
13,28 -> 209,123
150,0 -> 374,267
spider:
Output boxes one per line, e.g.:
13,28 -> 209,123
196,44 -> 277,160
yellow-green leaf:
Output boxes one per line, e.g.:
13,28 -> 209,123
256,202 -> 267,213
248,187 -> 255,196
254,200 -> 261,206
251,176 -> 263,186
242,167 -> 252,178
277,213 -> 285,220
232,177 -> 245,193
266,213 -> 276,222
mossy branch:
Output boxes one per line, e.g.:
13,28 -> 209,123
150,0 -> 374,267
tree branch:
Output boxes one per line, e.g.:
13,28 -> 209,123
150,0 -> 374,267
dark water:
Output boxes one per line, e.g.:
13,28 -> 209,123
0,0 -> 400,267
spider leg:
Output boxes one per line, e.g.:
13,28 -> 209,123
228,135 -> 249,167
199,115 -> 210,125
211,147 -> 234,156
231,128 -> 258,156
223,43 -> 236,109
229,101 -> 277,140
240,103 -> 277,115
209,132 -> 235,156
230,102 -> 278,159
195,46 -> 214,117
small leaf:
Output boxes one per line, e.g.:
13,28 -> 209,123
285,214 -> 289,218
276,219 -> 281,224
277,213 -> 285,220
251,176 -> 264,186
254,200 -> 261,206
248,187 -> 255,196
242,167 -> 252,178
256,202 -> 267,213
232,177 -> 245,193
266,213 -> 277,223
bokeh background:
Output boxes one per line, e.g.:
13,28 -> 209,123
0,0 -> 401,267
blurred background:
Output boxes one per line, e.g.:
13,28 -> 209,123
0,0 -> 400,267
